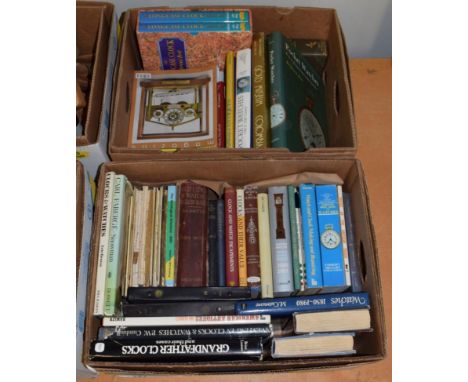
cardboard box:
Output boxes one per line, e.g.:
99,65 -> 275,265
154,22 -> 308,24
83,158 -> 386,374
109,6 -> 357,161
76,1 -> 118,179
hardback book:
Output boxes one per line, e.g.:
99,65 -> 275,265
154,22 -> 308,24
235,292 -> 370,317
337,185 -> 351,287
177,182 -> 208,287
236,188 -> 248,286
271,333 -> 355,358
293,309 -> 371,334
138,10 -> 251,24
316,185 -> 347,292
164,185 -> 177,287
268,32 -> 328,151
102,315 -> 272,327
287,186 -> 302,291
130,188 -> 145,287
152,187 -> 164,286
224,187 -> 239,286
257,193 -> 274,298
252,32 -> 270,148
244,186 -> 261,290
138,22 -> 251,33
98,324 -> 272,341
216,199 -> 226,286
291,39 -> 328,73
94,171 -> 115,316
234,48 -> 252,148
268,186 -> 294,296
159,188 -> 168,286
225,51 -> 236,148
217,69 -> 226,147
208,199 -> 218,286
91,337 -> 263,361
299,184 -> 323,293
122,193 -> 135,297
122,301 -> 236,317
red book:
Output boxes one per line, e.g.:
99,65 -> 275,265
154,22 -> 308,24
224,187 -> 239,286
176,182 -> 208,287
244,186 -> 261,289
217,80 -> 226,148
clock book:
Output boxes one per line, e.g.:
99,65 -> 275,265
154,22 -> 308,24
267,31 -> 328,151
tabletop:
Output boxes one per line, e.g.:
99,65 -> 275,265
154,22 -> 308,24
78,58 -> 392,382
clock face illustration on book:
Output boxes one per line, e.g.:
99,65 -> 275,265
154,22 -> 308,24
270,103 -> 286,128
299,108 -> 326,149
321,229 -> 341,249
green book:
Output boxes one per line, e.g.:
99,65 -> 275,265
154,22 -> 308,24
267,32 -> 328,151
164,185 -> 177,287
287,185 -> 301,291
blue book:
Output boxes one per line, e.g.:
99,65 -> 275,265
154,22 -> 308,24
139,10 -> 250,24
316,185 -> 347,292
235,292 -> 370,317
216,199 -> 226,286
299,184 -> 323,292
138,22 -> 251,33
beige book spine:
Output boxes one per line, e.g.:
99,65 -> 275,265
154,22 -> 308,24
337,185 -> 351,287
257,193 -> 274,298
122,193 -> 134,296
143,189 -> 156,286
152,188 -> 163,286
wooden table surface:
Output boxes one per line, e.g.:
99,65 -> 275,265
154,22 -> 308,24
78,58 -> 392,382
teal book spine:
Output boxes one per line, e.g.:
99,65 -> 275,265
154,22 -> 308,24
104,175 -> 127,316
164,185 -> 177,287
138,22 -> 251,33
287,186 -> 301,291
139,10 -> 250,24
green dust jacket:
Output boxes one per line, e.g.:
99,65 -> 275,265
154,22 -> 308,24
268,32 -> 328,151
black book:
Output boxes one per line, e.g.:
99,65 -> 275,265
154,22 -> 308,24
216,199 -> 226,286
126,287 -> 257,303
122,301 -> 236,317
90,337 -> 264,361
208,199 -> 219,286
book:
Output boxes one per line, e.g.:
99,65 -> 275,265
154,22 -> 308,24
224,187 -> 239,286
91,337 -> 263,361
159,188 -> 168,286
131,188 -> 146,287
152,187 -> 164,286
138,10 -> 251,24
137,186 -> 150,286
244,186 -> 261,290
216,69 -> 226,147
122,193 -> 135,296
287,186 -> 302,291
225,51 -> 236,148
337,185 -> 351,287
295,200 -> 307,292
293,309 -> 371,334
122,301 -> 236,317
299,184 -> 323,293
268,32 -> 328,151
235,292 -> 370,317
94,171 -> 115,316
164,185 -> 177,287
143,188 -> 156,286
177,182 -> 208,287
316,185 -> 347,292
208,199 -> 219,286
102,315 -> 271,327
268,186 -> 294,296
138,22 -> 251,33
291,39 -> 328,73
216,199 -> 226,286
271,333 -> 355,358
343,193 -> 363,292
257,193 -> 274,298
234,48 -> 252,148
252,32 -> 270,148
126,287 -> 256,303
236,188 -> 247,286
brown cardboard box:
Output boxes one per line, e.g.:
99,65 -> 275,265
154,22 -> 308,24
109,6 -> 357,160
83,158 -> 386,374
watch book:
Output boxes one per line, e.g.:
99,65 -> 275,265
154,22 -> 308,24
122,301 -> 236,317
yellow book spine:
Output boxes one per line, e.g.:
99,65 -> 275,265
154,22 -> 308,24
225,51 -> 235,148
236,188 -> 247,286
257,193 -> 274,298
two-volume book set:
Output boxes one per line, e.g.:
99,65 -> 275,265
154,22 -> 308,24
84,9 -> 374,363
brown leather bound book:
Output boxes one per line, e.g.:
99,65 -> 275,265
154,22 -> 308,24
176,182 -> 208,287
244,186 -> 261,288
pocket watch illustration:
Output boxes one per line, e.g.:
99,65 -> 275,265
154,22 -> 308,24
321,229 -> 341,249
299,108 -> 326,148
270,92 -> 286,128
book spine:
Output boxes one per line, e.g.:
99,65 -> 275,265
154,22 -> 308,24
252,32 -> 270,148
217,72 -> 226,148
235,292 -> 370,317
102,315 -> 272,327
164,185 -> 177,287
123,192 -> 135,297
295,206 -> 307,292
208,200 -> 219,286
159,189 -> 168,286
234,48 -> 252,148
137,187 -> 149,286
152,188 -> 164,286
216,199 -> 226,286
144,189 -> 156,286
91,337 -> 263,361
94,171 -> 115,316
287,186 -> 301,291
122,301 -> 236,317
104,175 -> 126,316
343,193 -> 363,292
130,189 -> 142,287
225,52 -> 236,148
268,186 -> 294,296
99,324 -> 271,341
299,184 -> 323,290
337,186 -> 351,287
138,22 -> 251,33
257,194 -> 274,298
224,188 -> 239,286
177,183 -> 208,287
138,10 -> 251,24
244,186 -> 261,289
236,188 -> 247,286
316,185 -> 347,291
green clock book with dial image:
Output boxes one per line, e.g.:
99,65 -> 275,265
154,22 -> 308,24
267,32 -> 328,151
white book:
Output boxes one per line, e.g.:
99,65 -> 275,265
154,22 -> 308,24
93,171 -> 115,316
102,315 -> 271,327
235,48 -> 252,148
337,185 -> 351,287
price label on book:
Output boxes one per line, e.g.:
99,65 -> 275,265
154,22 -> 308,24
76,151 -> 89,158
135,73 -> 152,79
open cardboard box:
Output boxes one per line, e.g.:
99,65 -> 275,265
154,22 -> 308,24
109,6 -> 357,161
83,158 -> 386,374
